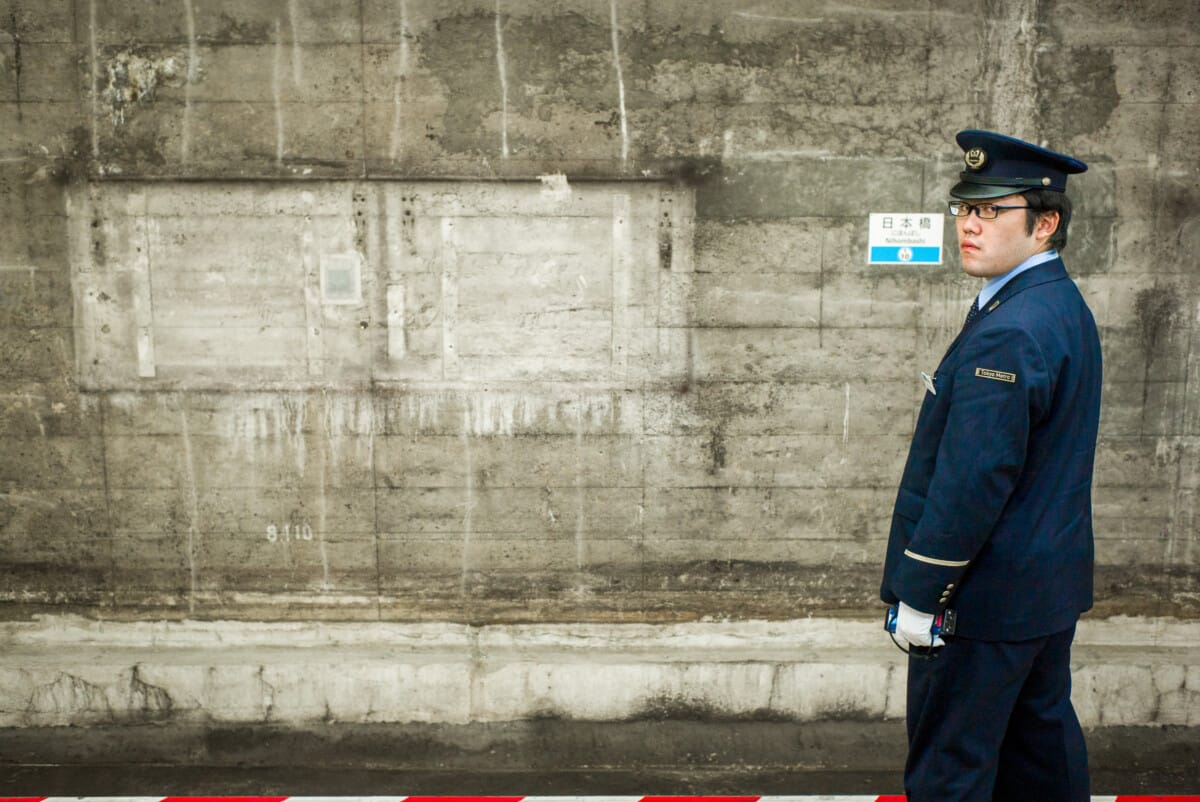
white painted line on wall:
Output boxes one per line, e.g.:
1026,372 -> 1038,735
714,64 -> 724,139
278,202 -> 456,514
388,284 -> 407,359
389,0 -> 411,162
274,18 -> 286,165
390,82 -> 405,163
135,326 -> 156,378
495,0 -> 510,158
609,0 -> 629,164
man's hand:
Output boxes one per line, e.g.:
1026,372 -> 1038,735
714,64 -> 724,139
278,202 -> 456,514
895,601 -> 947,648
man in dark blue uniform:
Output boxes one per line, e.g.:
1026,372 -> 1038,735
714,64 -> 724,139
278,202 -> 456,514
880,130 -> 1102,802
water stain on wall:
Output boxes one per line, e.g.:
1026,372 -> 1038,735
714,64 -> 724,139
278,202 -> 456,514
1037,47 -> 1120,139
1135,285 -> 1181,365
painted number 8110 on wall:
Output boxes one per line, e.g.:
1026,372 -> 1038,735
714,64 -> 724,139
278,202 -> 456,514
266,523 -> 315,543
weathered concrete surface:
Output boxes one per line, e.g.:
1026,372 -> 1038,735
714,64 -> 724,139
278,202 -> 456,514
1,616 -> 1199,792
0,0 -> 1199,769
2,0 -> 1197,624
2,0 -> 1200,619
1,615 -> 1197,728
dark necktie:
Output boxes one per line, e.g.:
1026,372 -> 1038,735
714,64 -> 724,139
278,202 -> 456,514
962,297 -> 980,330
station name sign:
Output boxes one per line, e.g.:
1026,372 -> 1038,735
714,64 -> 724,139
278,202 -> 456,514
868,213 -> 944,265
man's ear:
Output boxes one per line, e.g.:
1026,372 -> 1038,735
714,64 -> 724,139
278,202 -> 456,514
1035,210 -> 1061,242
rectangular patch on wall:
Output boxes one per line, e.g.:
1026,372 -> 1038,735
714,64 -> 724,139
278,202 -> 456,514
320,253 -> 362,305
975,367 -> 1016,383
69,181 -> 693,390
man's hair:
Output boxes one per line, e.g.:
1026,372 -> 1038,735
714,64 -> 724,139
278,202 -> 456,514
1022,189 -> 1073,251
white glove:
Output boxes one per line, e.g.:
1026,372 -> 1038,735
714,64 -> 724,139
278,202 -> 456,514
895,601 -> 946,649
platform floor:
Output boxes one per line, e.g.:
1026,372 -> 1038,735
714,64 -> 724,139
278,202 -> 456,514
2,720 -> 1197,797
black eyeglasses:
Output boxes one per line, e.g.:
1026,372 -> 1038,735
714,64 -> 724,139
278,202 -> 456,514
947,200 -> 1031,220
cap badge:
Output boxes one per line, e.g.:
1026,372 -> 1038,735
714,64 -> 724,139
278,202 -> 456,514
964,147 -> 988,170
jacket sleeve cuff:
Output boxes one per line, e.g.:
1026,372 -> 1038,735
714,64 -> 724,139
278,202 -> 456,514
890,547 -> 968,612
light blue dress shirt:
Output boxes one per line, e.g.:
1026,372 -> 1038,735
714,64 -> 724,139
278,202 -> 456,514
976,249 -> 1060,310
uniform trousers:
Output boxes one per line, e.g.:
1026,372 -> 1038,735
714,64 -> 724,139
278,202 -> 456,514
904,624 -> 1089,802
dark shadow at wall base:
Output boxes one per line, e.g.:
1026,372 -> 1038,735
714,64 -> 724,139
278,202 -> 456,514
0,721 -> 1196,795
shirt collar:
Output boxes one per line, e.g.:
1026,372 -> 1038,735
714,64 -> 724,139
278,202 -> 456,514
977,249 -> 1059,309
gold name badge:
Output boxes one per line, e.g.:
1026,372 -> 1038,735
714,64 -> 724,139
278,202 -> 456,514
975,367 -> 1016,383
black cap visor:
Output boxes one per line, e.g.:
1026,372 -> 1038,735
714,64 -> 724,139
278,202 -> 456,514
950,180 -> 1028,200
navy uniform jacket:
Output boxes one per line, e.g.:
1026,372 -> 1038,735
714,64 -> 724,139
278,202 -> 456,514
880,258 -> 1102,641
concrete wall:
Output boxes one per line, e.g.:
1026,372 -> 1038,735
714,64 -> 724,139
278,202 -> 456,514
1,0 -> 1199,738
3,615 -> 1199,729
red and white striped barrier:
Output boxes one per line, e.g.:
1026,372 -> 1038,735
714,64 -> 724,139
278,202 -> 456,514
3,795 -> 1198,801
